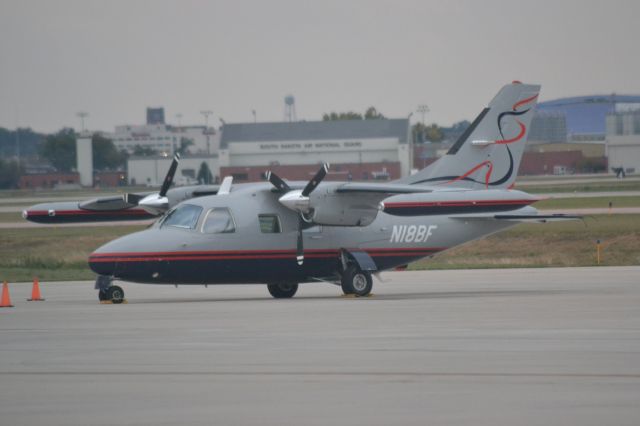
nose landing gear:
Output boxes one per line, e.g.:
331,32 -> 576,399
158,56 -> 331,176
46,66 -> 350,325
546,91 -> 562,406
95,276 -> 125,304
267,282 -> 299,298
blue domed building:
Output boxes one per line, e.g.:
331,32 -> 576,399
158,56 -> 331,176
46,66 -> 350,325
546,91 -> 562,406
534,95 -> 640,141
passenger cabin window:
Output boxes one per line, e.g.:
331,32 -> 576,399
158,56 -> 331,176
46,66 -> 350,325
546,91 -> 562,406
202,208 -> 236,234
258,214 -> 281,233
161,204 -> 202,229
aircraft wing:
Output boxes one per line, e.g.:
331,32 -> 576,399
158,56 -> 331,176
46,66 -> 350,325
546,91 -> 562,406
22,200 -> 155,224
334,182 -> 433,194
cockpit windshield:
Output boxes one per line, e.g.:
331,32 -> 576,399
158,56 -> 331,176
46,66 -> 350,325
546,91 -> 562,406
160,204 -> 202,229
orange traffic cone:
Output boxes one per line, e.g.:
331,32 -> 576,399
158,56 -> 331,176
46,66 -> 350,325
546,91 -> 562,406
1,281 -> 14,308
27,277 -> 45,301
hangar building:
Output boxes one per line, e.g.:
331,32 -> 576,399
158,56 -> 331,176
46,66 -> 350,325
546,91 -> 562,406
218,119 -> 411,182
606,110 -> 640,175
535,95 -> 640,141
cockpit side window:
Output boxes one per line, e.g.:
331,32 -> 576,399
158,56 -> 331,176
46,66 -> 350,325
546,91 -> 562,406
161,204 -> 202,229
258,214 -> 281,233
202,208 -> 236,234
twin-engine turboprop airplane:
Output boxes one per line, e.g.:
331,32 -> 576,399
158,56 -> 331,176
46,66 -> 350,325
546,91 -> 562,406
26,82 -> 579,303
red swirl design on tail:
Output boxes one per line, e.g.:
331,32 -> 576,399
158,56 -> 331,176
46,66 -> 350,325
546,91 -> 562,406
443,160 -> 494,188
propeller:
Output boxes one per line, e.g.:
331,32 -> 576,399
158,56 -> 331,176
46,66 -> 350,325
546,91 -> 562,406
301,163 -> 328,197
159,153 -> 180,197
266,163 -> 330,265
123,154 -> 181,215
266,170 -> 291,192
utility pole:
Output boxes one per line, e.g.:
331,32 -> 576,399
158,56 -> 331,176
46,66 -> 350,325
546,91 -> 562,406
416,105 -> 429,144
200,110 -> 213,154
15,126 -> 20,168
77,111 -> 89,132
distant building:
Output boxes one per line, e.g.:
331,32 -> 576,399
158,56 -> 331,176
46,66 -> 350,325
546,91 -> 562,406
520,151 -> 587,176
19,172 -> 79,189
525,95 -> 640,168
94,171 -> 127,187
218,119 -> 411,182
127,154 -> 219,186
106,121 -> 218,156
526,142 -> 605,158
146,107 -> 165,125
606,110 -> 640,175
529,111 -> 567,143
535,95 -> 640,141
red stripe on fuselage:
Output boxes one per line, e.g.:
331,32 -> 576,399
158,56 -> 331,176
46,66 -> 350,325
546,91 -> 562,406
383,199 -> 535,209
26,209 -> 152,216
88,247 -> 445,263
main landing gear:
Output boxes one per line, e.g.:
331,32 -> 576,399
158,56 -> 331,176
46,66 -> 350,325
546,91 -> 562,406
267,282 -> 299,299
341,265 -> 373,297
95,275 -> 125,304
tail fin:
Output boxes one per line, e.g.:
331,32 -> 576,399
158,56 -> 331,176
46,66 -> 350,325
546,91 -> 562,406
400,82 -> 540,189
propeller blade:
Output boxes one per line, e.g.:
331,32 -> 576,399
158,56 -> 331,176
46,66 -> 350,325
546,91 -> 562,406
302,163 -> 329,197
296,215 -> 304,265
159,153 -> 180,197
266,170 -> 291,192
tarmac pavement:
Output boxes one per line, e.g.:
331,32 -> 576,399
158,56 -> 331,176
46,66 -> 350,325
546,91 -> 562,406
1,267 -> 640,425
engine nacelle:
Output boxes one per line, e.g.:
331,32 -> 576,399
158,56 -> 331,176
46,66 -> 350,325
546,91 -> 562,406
308,191 -> 381,226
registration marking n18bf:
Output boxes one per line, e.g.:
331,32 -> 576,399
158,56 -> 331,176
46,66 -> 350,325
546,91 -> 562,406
390,225 -> 438,243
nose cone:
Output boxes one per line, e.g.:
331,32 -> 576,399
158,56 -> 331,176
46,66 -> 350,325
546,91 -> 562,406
88,239 -> 121,276
88,230 -> 150,277
278,190 -> 310,212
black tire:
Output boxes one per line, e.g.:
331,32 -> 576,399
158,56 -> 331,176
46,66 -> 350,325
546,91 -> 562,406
106,285 -> 125,304
267,282 -> 298,299
98,290 -> 108,301
341,265 -> 373,297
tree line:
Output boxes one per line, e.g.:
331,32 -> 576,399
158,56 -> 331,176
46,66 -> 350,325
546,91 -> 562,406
322,107 -> 470,143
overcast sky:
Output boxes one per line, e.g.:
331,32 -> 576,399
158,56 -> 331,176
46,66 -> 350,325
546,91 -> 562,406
1,0 -> 639,133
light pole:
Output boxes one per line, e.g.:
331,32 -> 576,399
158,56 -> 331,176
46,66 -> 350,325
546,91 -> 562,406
77,111 -> 89,132
252,109 -> 256,123
417,104 -> 429,125
15,126 -> 20,167
417,105 -> 429,144
200,110 -> 213,154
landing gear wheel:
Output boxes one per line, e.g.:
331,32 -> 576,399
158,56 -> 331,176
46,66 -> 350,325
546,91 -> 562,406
267,282 -> 298,299
341,265 -> 373,297
98,290 -> 108,301
106,285 -> 125,304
